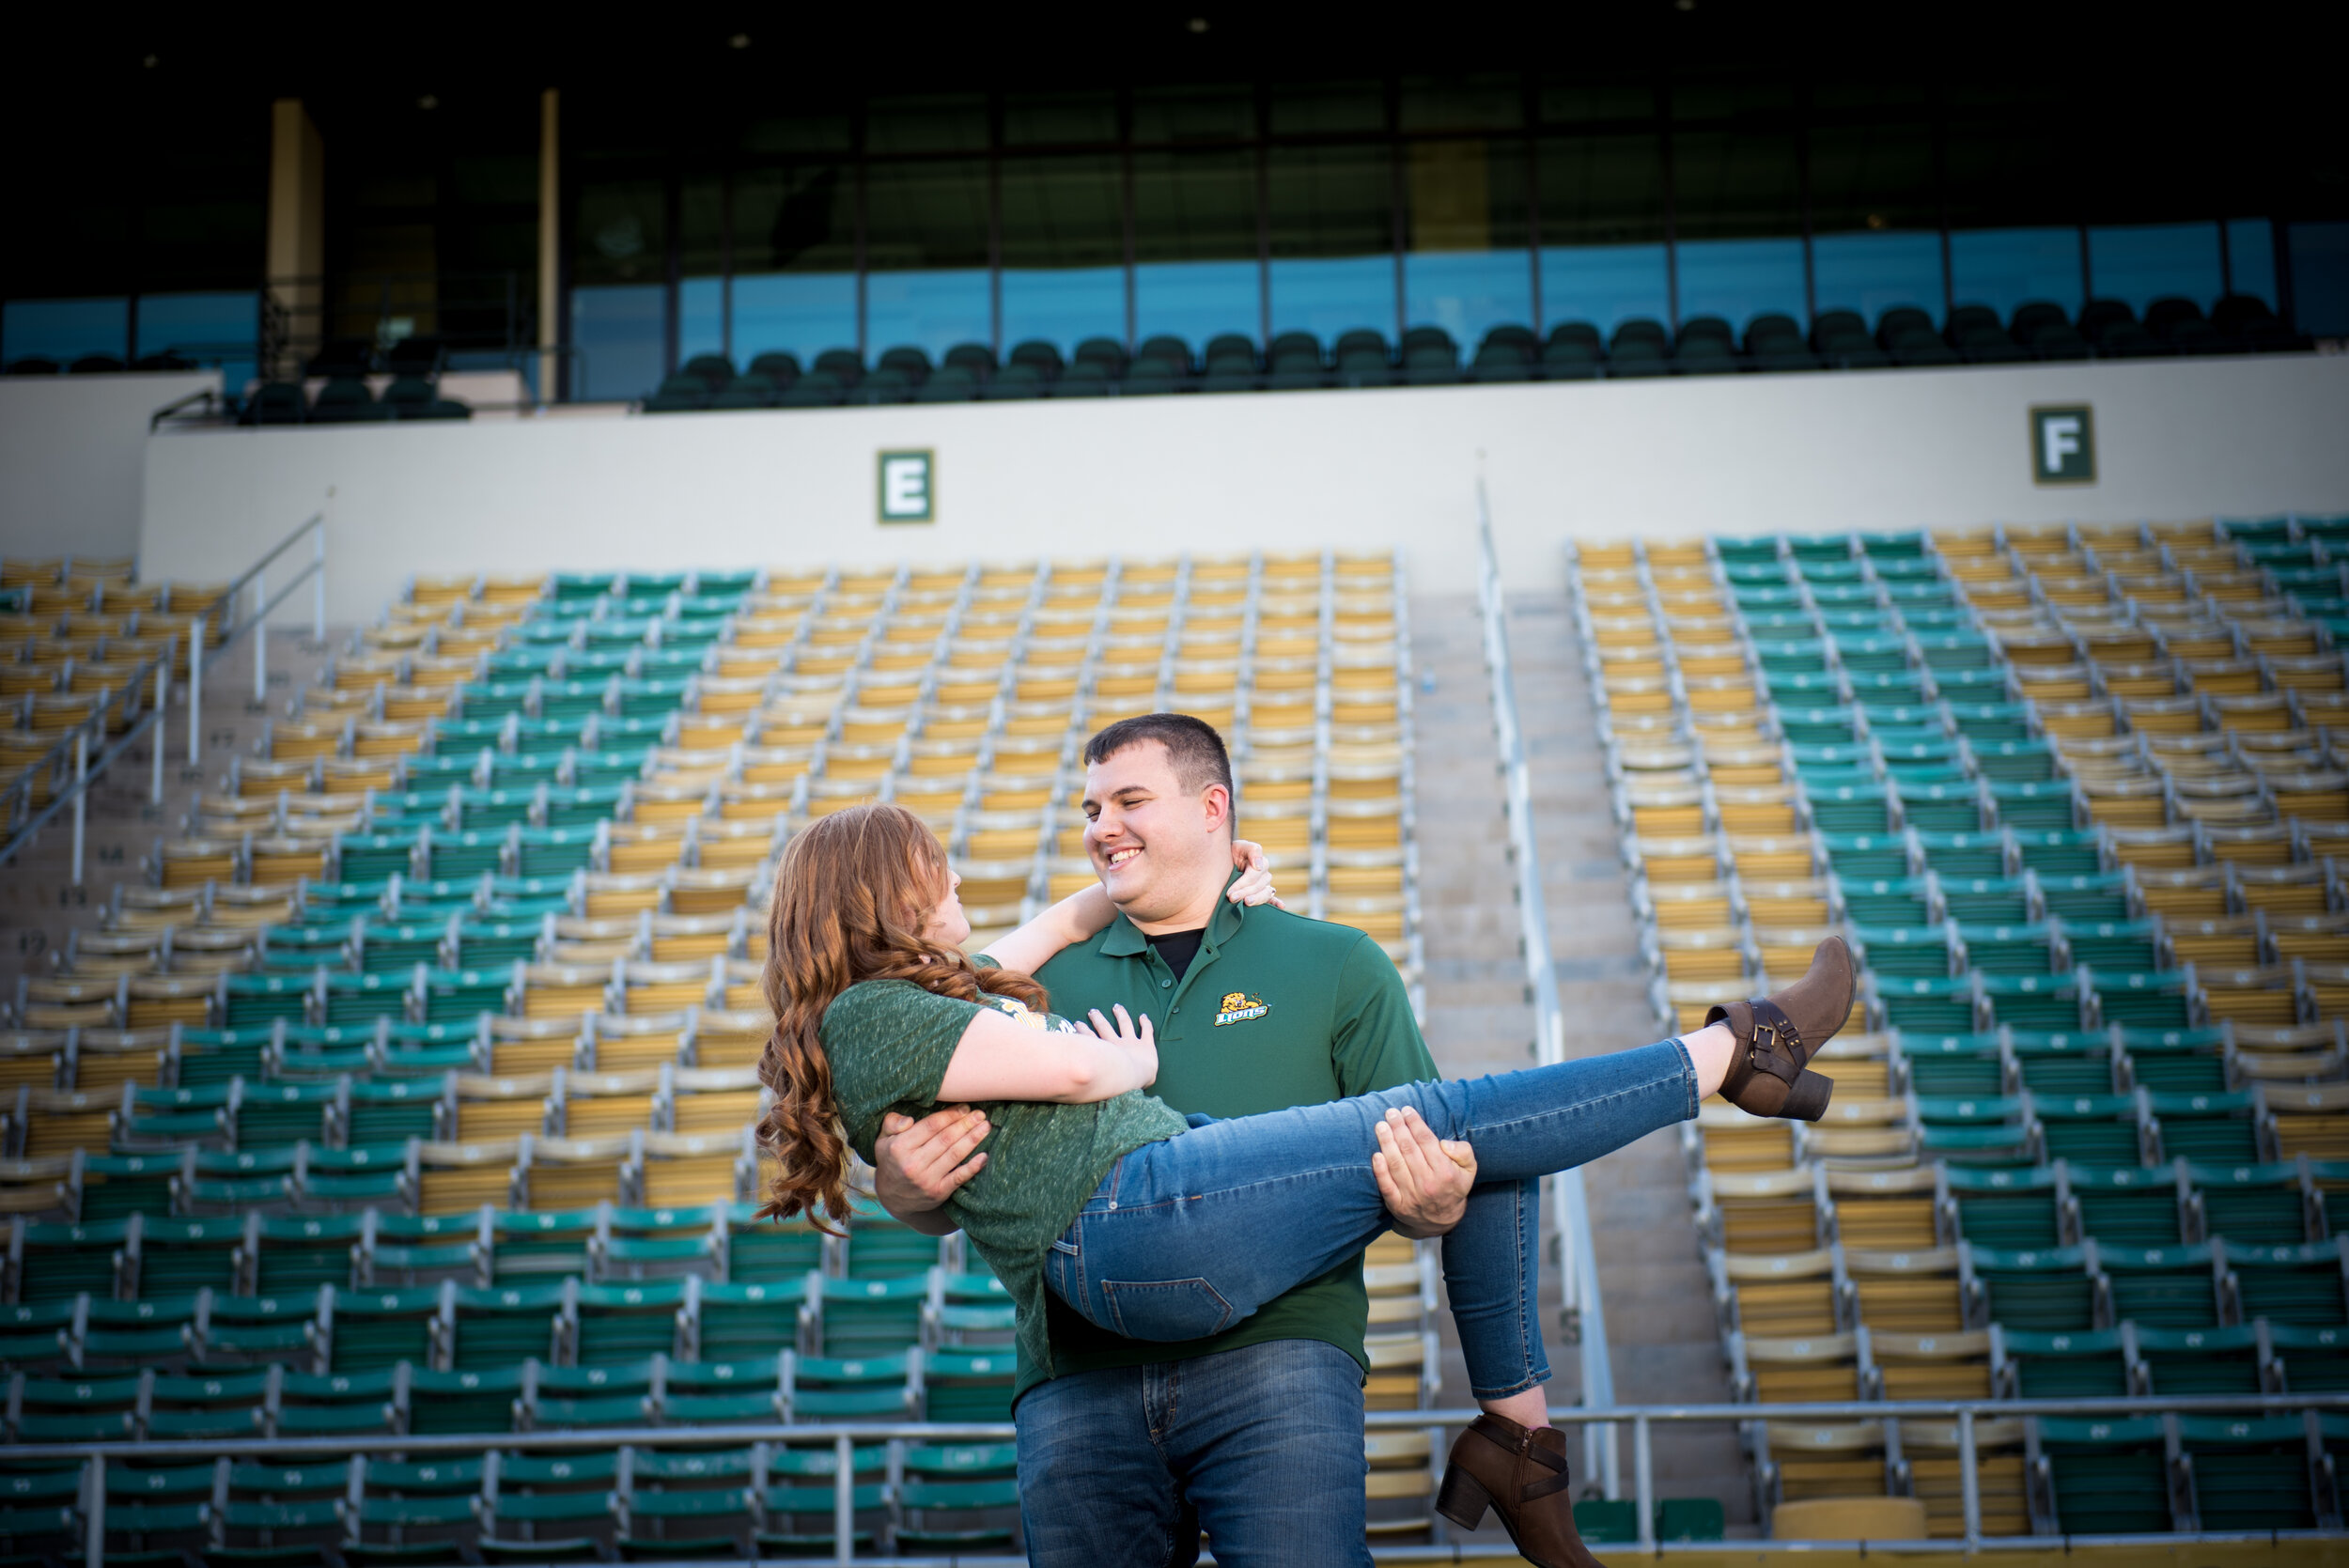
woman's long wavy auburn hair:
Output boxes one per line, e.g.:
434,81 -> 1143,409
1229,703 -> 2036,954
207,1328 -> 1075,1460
754,801 -> 1049,1233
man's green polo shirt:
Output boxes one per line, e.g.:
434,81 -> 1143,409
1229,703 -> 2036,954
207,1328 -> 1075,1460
988,882 -> 1436,1405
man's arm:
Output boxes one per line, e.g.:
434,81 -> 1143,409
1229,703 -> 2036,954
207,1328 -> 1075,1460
1332,936 -> 1473,1237
871,1107 -> 989,1235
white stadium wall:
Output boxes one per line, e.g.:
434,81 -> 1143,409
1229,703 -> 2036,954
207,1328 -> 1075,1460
1,370 -> 220,561
135,352 -> 2349,620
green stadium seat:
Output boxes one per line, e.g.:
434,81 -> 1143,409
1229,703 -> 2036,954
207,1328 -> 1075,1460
1945,1162 -> 2061,1249
2224,1237 -> 2349,1325
78,1295 -> 200,1369
272,1367 -> 396,1436
685,1278 -> 797,1364
2190,1159 -> 2319,1244
145,1367 -> 268,1439
802,1272 -> 926,1358
405,1363 -> 523,1436
2268,1322 -> 2349,1390
782,1350 -> 919,1420
753,1443 -> 885,1557
2136,1323 -> 2266,1395
922,1348 -> 1015,1421
2035,1093 -> 2148,1167
518,1358 -> 653,1429
895,1442 -> 1020,1553
319,1284 -> 442,1374
1994,1325 -> 2138,1398
2028,1415 -> 2175,1534
2179,1414 -> 2320,1530
2097,1241 -> 2225,1327
196,1290 -> 322,1368
571,1279 -> 685,1364
1964,1243 -> 2103,1331
2067,1161 -> 2186,1246
2149,1090 -> 2263,1165
659,1357 -> 783,1425
451,1283 -> 563,1369
478,1450 -> 616,1561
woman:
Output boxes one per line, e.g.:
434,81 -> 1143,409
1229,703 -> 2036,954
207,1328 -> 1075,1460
756,804 -> 1852,1568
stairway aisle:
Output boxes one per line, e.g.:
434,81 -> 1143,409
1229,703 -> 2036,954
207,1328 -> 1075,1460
0,629 -> 336,998
1503,588 -> 1754,1530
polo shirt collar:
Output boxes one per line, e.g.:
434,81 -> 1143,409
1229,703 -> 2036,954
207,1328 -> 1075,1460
1095,867 -> 1247,958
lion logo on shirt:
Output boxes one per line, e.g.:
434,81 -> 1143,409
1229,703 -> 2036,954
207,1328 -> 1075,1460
1214,992 -> 1269,1027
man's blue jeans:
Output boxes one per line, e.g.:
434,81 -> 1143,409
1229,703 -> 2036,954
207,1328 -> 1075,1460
1046,1039 -> 1696,1398
1016,1337 -> 1374,1568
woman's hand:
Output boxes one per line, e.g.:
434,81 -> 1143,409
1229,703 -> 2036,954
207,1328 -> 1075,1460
1227,838 -> 1286,909
1081,1005 -> 1159,1090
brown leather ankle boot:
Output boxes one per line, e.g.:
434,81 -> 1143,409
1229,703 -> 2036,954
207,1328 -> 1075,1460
1703,934 -> 1855,1120
1435,1414 -> 1605,1568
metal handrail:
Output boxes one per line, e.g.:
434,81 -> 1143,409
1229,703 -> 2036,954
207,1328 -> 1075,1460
9,1391 -> 2347,1566
185,507 -> 328,768
1472,479 -> 1619,1498
0,506 -> 328,882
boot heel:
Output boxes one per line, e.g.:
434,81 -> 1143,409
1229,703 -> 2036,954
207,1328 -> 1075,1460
1435,1465 -> 1493,1530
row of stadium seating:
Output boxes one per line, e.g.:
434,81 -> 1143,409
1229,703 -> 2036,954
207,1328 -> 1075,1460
0,1434 -> 1029,1561
3,560 -> 226,816
1575,519 -> 2349,1536
0,549 -> 1459,1556
640,296 -> 2306,411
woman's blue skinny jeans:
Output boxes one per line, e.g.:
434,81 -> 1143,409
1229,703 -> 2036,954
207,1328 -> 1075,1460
1044,1038 -> 1699,1400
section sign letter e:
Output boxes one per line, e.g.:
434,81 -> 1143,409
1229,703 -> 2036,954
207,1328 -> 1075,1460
879,449 -> 935,523
2030,405 -> 2095,486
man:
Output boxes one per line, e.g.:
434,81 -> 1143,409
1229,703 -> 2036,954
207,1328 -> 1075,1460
872,712 -> 1486,1567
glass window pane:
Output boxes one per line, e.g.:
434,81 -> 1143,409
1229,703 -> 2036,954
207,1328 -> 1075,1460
680,176 -> 726,279
2288,223 -> 2349,338
1675,239 -> 1806,334
134,291 -> 257,374
863,159 -> 990,361
1268,144 -> 1392,343
1404,139 -> 1531,343
1132,85 -> 1253,146
571,284 -> 663,400
1949,227 -> 2084,323
1538,244 -> 1670,337
1003,91 -> 1117,147
2,297 -> 128,365
732,273 -> 858,367
1269,82 -> 1382,137
1000,155 -> 1125,353
1535,131 -> 1666,334
1812,231 -> 1946,329
1405,252 -> 1532,346
1671,126 -> 1800,241
1134,150 -> 1260,351
2225,219 -> 2277,309
733,165 -> 855,274
2087,222 -> 2223,316
1401,75 -> 1524,133
680,277 -> 724,364
574,179 -> 664,287
137,290 -> 257,390
866,96 -> 988,155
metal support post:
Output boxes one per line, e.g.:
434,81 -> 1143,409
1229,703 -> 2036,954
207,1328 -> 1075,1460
832,1432 -> 854,1565
255,567 -> 269,702
83,1454 -> 105,1568
150,662 -> 168,804
1959,1407 -> 1983,1545
188,618 -> 204,765
312,524 -> 326,640
1634,1412 -> 1657,1551
70,729 -> 87,884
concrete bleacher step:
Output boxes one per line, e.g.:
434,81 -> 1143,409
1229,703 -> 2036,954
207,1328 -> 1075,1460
1411,590 -> 1750,1536
0,625 -> 336,1002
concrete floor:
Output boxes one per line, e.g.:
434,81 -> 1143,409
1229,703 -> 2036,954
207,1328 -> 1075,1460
1411,589 -> 1748,1531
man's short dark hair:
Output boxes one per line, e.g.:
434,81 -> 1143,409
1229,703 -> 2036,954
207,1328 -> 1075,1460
1082,712 -> 1234,798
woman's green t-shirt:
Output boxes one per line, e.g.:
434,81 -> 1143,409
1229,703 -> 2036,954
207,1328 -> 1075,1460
818,977 -> 1190,1379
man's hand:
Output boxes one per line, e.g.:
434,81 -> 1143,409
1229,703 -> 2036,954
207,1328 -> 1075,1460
873,1106 -> 990,1234
1373,1107 -> 1475,1238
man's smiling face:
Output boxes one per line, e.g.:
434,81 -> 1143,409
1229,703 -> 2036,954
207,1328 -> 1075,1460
1081,739 -> 1229,925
